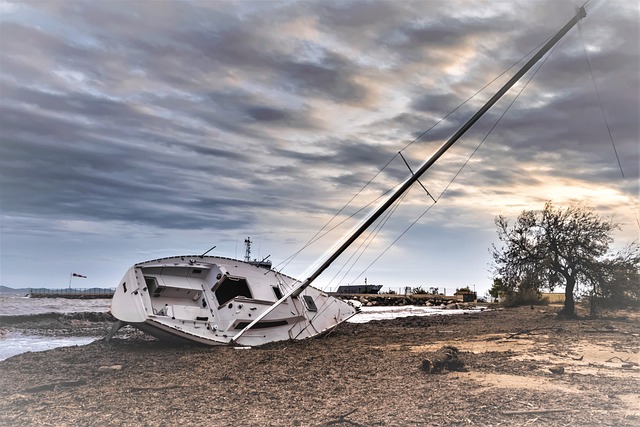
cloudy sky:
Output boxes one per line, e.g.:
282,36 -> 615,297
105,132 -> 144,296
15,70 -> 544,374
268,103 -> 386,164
1,0 -> 638,296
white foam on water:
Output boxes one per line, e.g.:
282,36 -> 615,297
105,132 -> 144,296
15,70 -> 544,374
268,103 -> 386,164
0,333 -> 98,361
347,305 -> 484,323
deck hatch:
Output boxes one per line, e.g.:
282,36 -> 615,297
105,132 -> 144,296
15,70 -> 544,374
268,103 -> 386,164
215,275 -> 252,305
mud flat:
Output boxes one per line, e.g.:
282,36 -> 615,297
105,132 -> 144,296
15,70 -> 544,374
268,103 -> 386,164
1,306 -> 638,426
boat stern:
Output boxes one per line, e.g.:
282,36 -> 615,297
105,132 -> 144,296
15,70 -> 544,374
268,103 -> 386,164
110,267 -> 148,323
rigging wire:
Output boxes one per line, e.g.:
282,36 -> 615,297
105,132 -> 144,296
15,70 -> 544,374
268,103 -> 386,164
398,35 -> 554,154
274,36 -> 556,273
272,181 -> 402,271
347,37 -> 564,285
327,190 -> 410,289
578,25 -> 625,180
578,23 -> 639,231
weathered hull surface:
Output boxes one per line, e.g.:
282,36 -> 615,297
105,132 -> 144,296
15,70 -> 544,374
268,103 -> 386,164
111,255 -> 357,346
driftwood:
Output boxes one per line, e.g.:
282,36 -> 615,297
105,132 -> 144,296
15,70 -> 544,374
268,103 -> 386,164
605,356 -> 630,363
506,326 -> 557,339
322,409 -> 364,427
503,408 -> 575,416
551,352 -> 583,360
126,384 -> 188,392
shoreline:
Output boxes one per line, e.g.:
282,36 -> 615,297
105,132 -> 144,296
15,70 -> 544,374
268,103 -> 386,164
0,305 -> 484,341
0,306 -> 484,360
1,306 -> 639,426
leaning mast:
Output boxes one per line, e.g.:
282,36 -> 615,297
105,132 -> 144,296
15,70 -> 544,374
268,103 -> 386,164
232,5 -> 587,342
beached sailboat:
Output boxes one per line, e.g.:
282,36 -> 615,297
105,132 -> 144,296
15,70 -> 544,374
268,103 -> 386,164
109,243 -> 357,346
109,6 -> 587,346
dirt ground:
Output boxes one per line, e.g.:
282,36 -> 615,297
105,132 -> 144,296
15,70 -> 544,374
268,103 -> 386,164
1,306 -> 638,426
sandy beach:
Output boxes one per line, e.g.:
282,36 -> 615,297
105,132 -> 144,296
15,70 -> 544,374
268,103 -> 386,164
1,306 -> 638,426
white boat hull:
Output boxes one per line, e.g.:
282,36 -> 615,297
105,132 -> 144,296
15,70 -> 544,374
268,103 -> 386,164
110,255 -> 357,346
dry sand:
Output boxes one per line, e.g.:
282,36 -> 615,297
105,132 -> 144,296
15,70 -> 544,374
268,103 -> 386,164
1,306 -> 638,426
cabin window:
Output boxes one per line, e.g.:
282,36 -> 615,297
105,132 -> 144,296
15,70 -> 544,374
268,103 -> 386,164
302,295 -> 317,312
215,276 -> 252,305
145,276 -> 164,297
272,286 -> 283,300
144,276 -> 158,290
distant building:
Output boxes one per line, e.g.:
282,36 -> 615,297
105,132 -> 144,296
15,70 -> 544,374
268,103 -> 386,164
454,290 -> 477,302
541,292 -> 565,304
336,284 -> 383,294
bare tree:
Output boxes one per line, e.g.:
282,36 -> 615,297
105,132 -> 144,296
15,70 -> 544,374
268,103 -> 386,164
491,201 -> 619,317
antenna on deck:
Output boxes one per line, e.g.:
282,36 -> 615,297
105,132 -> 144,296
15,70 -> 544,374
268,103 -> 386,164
244,237 -> 252,262
199,245 -> 216,258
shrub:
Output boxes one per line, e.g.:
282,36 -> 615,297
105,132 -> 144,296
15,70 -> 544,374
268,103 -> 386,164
501,289 -> 549,307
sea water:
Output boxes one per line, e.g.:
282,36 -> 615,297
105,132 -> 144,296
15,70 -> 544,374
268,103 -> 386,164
0,333 -> 97,361
0,293 -> 110,361
0,293 -> 111,316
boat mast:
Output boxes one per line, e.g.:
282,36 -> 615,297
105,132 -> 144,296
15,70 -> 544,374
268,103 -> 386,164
232,6 -> 587,343
299,6 -> 587,290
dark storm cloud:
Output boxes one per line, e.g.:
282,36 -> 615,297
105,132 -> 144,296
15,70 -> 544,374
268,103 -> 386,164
0,104 -> 259,231
1,83 -> 147,127
0,2 -> 334,233
155,11 -> 371,104
411,93 -> 468,115
396,14 -> 513,50
269,138 -> 398,175
280,57 -> 368,103
0,81 -> 261,231
315,0 -> 401,29
247,107 -> 286,122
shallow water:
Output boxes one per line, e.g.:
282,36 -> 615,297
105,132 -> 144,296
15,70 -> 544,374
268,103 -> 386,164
0,294 -> 111,316
0,294 -> 110,360
0,333 -> 98,361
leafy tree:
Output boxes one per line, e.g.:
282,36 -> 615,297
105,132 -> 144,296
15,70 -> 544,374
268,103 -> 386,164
587,243 -> 640,315
412,287 -> 427,295
489,275 -> 545,306
491,201 -> 625,317
488,277 -> 505,301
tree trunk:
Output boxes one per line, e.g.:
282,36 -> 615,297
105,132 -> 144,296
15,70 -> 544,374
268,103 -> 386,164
561,276 -> 576,317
